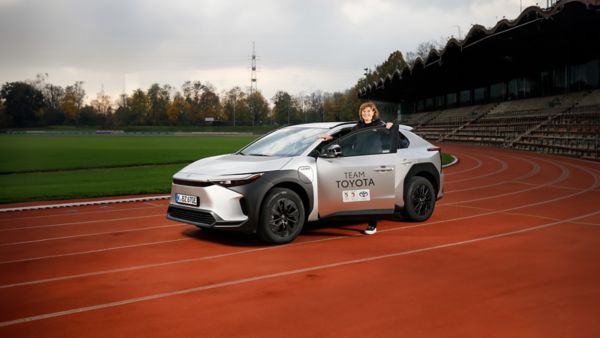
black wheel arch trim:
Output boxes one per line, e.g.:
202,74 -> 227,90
229,170 -> 314,233
404,163 -> 440,196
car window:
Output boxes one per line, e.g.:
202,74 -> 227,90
239,126 -> 328,157
398,130 -> 410,149
337,127 -> 393,157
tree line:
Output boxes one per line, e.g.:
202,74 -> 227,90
0,47 -> 429,128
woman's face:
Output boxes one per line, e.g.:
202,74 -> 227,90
361,107 -> 375,124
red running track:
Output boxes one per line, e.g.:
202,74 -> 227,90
0,144 -> 599,337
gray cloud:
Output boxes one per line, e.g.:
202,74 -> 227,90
0,0 -> 531,101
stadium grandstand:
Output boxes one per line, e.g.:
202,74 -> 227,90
358,0 -> 600,161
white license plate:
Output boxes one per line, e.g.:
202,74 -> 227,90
175,193 -> 199,206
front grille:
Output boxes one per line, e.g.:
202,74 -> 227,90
168,206 -> 216,226
172,179 -> 213,187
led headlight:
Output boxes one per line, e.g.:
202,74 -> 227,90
211,173 -> 264,187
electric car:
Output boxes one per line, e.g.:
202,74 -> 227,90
167,122 -> 444,244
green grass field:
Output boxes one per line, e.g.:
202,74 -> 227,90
0,134 -> 256,203
0,134 -> 455,204
0,135 -> 256,173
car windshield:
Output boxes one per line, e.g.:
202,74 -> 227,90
239,126 -> 328,157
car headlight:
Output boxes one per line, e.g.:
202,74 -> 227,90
210,173 -> 264,187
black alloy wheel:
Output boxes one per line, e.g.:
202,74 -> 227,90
258,188 -> 305,244
403,176 -> 435,222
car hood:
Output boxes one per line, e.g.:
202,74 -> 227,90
175,154 -> 293,179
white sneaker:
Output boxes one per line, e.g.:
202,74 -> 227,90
363,224 -> 377,235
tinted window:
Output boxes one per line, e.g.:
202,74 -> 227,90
337,127 -> 393,157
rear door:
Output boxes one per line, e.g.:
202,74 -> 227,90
316,127 -> 397,218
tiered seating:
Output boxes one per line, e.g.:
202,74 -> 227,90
574,89 -> 600,107
399,111 -> 437,127
513,104 -> 600,160
416,104 -> 494,141
406,90 -> 600,161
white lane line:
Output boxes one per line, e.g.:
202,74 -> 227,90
0,213 -> 165,232
2,153 -> 597,286
0,235 -> 347,289
0,224 -> 186,247
446,154 -> 508,183
1,209 -> 598,328
441,156 -> 570,206
0,195 -> 169,213
0,204 -> 166,222
0,238 -> 190,265
443,153 -> 482,176
446,156 -> 540,193
3,165 -> 596,289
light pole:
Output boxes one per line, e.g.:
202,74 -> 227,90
232,96 -> 236,128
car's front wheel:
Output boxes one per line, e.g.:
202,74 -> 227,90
403,176 -> 435,221
258,188 -> 305,244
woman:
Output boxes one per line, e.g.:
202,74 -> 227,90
322,101 -> 393,235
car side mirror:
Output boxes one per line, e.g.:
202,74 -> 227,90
321,144 -> 342,158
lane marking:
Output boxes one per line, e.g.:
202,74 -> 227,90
2,153 -> 597,286
442,156 -> 571,205
446,154 -> 508,183
0,214 -> 165,232
0,224 -> 186,247
443,153 -> 482,176
1,209 -> 598,328
0,203 -> 166,222
0,235 -> 348,289
0,195 -> 169,213
3,168 -> 597,288
0,238 -> 190,265
446,156 -> 540,193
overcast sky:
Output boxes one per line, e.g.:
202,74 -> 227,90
0,0 -> 542,103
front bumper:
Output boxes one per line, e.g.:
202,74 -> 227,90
167,181 -> 252,231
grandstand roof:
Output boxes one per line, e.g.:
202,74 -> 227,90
358,0 -> 600,102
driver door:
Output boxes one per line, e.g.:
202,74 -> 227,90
316,127 -> 397,218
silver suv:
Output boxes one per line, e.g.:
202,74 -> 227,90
167,122 -> 444,244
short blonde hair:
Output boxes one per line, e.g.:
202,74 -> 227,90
358,101 -> 380,120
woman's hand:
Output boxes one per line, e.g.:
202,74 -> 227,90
385,122 -> 393,129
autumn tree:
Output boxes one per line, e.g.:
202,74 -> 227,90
199,88 -> 222,123
247,91 -> 270,126
322,92 -> 345,122
303,91 -> 325,122
222,87 -> 247,126
90,90 -> 113,115
358,50 -> 408,90
272,91 -> 301,125
167,92 -> 190,124
114,93 -> 136,125
147,83 -> 171,124
60,81 -> 85,123
0,81 -> 44,127
128,89 -> 149,125
405,38 -> 446,67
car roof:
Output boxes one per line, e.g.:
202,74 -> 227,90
288,121 -> 414,131
287,122 -> 355,129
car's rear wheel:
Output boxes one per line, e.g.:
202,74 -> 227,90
403,176 -> 435,221
258,188 -> 305,244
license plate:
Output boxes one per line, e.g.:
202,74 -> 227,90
175,193 -> 199,206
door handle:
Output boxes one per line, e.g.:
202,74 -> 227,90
401,159 -> 412,165
373,167 -> 394,173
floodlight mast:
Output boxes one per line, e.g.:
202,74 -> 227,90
251,41 -> 257,95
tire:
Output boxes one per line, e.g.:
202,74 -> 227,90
403,176 -> 436,222
257,188 -> 305,244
